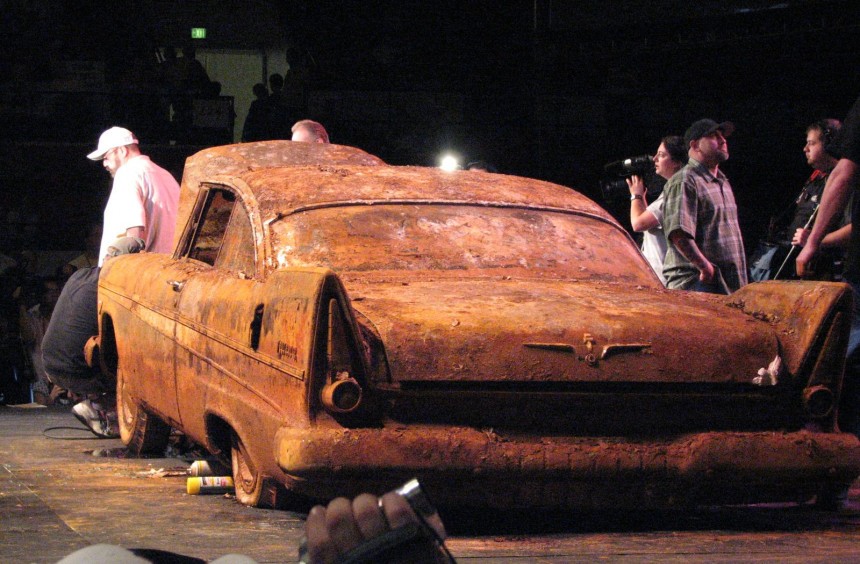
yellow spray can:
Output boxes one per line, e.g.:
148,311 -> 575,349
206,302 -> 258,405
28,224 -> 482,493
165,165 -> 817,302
187,476 -> 234,495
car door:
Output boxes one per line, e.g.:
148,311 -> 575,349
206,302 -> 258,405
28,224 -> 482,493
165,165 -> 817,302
171,184 -> 271,441
100,250 -> 194,427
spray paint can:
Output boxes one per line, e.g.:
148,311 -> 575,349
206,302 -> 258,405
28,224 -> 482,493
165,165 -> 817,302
188,459 -> 230,477
187,476 -> 234,495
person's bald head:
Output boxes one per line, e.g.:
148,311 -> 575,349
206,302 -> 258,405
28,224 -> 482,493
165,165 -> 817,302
291,120 -> 330,144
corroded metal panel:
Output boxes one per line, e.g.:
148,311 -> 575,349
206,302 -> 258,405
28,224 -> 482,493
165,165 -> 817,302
346,277 -> 777,385
175,141 -> 385,250
728,280 -> 853,375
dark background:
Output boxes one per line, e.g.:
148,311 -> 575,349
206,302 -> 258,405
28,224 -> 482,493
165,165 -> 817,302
2,0 -> 860,255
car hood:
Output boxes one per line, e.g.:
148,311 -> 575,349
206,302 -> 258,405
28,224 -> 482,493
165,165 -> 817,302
345,276 -> 779,386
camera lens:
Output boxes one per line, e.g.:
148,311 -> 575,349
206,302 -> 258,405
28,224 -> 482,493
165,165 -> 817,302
396,479 -> 438,521
395,478 -> 456,562
599,154 -> 660,203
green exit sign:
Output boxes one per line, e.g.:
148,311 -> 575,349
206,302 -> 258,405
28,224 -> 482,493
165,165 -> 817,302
191,28 -> 207,39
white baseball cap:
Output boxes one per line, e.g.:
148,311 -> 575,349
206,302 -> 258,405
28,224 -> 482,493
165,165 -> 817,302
87,126 -> 138,160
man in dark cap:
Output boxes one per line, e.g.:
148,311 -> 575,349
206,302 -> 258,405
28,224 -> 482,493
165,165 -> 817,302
661,118 -> 747,293
41,237 -> 145,438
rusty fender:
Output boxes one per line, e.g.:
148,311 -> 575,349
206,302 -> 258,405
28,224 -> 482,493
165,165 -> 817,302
727,280 -> 852,376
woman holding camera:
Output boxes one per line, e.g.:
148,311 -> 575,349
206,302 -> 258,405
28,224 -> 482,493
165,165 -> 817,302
627,135 -> 687,285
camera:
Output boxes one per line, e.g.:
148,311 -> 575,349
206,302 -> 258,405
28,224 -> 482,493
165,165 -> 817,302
599,154 -> 664,202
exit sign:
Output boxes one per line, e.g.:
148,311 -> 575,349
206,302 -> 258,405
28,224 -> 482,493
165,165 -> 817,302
191,28 -> 207,39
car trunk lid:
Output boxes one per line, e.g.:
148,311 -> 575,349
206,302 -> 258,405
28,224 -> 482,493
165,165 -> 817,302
346,277 -> 778,386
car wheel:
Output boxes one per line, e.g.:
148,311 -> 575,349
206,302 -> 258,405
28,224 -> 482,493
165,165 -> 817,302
230,432 -> 285,508
117,364 -> 171,455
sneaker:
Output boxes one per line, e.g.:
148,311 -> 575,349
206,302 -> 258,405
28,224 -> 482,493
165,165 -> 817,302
72,399 -> 119,438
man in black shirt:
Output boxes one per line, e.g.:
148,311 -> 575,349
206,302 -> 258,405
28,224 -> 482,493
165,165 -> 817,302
751,119 -> 846,280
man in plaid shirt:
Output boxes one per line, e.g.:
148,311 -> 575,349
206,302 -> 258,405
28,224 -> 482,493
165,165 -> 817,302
662,118 -> 748,293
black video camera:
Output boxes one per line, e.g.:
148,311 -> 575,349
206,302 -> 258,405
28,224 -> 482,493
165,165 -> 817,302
599,154 -> 664,203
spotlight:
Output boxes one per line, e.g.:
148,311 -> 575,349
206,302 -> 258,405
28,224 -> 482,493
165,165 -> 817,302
438,154 -> 461,172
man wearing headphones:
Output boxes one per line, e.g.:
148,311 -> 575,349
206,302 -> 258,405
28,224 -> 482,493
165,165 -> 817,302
754,119 -> 848,280
783,119 -> 850,280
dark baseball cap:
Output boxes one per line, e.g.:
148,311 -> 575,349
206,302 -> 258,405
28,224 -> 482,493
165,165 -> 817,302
684,119 -> 735,146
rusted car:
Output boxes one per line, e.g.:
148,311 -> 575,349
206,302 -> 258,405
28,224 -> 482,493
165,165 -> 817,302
95,140 -> 860,510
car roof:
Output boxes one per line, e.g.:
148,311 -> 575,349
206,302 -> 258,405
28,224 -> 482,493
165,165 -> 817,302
183,142 -> 616,226
176,141 -> 387,243
181,141 -> 386,190
237,164 -> 614,222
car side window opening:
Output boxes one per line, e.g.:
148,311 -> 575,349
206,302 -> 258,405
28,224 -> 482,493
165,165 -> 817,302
188,188 -> 256,276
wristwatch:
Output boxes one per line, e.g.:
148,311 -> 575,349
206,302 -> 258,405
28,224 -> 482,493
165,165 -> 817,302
630,194 -> 644,201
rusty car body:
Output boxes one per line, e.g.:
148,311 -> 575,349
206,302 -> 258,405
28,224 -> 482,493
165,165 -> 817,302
96,140 -> 860,509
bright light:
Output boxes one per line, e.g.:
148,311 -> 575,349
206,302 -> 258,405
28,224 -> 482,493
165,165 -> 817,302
439,154 -> 460,172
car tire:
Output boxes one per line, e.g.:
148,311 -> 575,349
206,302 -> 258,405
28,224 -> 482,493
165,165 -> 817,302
117,364 -> 171,455
230,432 -> 286,508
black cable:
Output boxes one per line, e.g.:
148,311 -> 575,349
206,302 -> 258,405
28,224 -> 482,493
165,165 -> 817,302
42,425 -> 107,440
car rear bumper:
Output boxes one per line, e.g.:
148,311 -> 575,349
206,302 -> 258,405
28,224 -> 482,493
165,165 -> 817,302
274,425 -> 860,508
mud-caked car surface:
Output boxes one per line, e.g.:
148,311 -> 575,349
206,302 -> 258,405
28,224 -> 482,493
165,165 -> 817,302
96,140 -> 860,510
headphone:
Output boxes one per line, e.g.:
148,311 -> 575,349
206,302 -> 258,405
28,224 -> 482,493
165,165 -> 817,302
814,119 -> 841,152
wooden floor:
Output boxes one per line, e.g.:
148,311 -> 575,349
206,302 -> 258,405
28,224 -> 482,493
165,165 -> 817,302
3,406 -> 860,563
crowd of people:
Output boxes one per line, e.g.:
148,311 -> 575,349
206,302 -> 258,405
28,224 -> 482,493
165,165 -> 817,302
242,72 -> 309,142
0,224 -> 99,406
626,117 -> 850,291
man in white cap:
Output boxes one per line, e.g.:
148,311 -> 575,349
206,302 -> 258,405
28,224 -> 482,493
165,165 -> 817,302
87,126 -> 180,265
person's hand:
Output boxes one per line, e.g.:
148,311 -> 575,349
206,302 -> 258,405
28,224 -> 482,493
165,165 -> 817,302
792,227 -> 809,247
698,261 -> 716,283
301,487 -> 449,564
796,240 -> 819,278
626,175 -> 645,197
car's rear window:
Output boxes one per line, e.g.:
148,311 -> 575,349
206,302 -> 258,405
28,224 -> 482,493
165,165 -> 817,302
271,204 -> 656,283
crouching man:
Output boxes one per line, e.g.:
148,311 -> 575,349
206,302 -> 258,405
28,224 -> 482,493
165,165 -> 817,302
41,237 -> 145,438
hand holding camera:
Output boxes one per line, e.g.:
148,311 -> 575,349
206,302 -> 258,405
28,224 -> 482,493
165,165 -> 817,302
299,478 -> 455,564
626,175 -> 646,200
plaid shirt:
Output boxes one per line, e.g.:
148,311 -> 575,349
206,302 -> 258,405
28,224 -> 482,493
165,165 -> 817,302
662,158 -> 748,291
